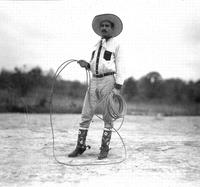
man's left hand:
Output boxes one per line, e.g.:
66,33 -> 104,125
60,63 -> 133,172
112,88 -> 121,95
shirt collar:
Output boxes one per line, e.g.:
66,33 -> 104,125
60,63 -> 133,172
94,37 -> 113,48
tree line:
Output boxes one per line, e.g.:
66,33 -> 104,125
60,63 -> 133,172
123,72 -> 200,103
0,67 -> 199,112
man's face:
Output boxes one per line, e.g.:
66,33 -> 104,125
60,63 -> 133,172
100,20 -> 113,39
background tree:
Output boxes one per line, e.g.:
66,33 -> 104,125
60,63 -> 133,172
138,72 -> 163,99
122,77 -> 138,100
163,78 -> 188,103
187,80 -> 200,103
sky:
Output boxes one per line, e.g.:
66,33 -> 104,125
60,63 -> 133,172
0,0 -> 200,82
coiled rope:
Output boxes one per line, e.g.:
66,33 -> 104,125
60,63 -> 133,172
49,59 -> 127,166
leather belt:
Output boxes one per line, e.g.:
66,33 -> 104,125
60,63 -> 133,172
93,72 -> 115,78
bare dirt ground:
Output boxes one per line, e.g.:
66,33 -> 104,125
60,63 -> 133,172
0,113 -> 200,187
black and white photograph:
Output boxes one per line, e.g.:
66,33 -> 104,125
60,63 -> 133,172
0,0 -> 200,186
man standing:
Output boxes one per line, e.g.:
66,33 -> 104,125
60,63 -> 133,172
68,13 -> 125,160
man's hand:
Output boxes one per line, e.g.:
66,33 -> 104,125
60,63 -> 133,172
112,88 -> 121,95
77,60 -> 89,69
112,83 -> 122,95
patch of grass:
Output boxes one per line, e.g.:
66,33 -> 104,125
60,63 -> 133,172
51,95 -> 83,113
127,101 -> 200,116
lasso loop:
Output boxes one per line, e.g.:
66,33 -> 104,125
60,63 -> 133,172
49,59 -> 127,166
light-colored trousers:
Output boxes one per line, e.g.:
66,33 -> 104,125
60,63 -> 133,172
80,75 -> 115,129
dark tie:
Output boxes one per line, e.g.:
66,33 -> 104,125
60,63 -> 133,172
95,39 -> 103,75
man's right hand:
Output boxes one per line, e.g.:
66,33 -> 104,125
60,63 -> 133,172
77,60 -> 89,68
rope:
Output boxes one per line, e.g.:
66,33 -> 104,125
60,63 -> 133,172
49,59 -> 127,166
86,69 -> 127,132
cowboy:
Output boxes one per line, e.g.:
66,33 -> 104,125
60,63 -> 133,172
68,13 -> 125,160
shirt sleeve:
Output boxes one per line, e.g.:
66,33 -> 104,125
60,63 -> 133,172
115,43 -> 125,85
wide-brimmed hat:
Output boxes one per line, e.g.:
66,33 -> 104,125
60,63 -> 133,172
92,14 -> 123,37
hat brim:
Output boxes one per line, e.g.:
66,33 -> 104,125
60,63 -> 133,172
92,14 -> 123,37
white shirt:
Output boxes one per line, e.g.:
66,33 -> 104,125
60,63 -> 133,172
89,38 -> 125,85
